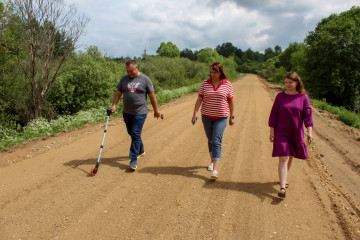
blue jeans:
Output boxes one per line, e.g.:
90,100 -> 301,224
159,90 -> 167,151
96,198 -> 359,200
123,113 -> 147,161
201,115 -> 228,160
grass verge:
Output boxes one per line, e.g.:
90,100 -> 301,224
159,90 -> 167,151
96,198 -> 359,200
311,99 -> 360,129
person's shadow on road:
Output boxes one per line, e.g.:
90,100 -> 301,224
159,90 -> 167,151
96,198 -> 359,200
138,166 -> 283,205
64,159 -> 283,204
138,165 -> 209,181
203,180 -> 283,205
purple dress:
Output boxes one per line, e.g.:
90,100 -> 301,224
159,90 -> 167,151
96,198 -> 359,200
268,92 -> 313,159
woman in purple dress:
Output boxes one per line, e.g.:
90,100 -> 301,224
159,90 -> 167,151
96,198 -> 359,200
268,72 -> 314,198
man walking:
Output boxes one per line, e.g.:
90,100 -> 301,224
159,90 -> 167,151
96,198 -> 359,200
111,60 -> 161,171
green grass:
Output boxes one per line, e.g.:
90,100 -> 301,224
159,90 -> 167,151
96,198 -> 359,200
155,83 -> 201,104
0,107 -> 122,150
311,99 -> 360,129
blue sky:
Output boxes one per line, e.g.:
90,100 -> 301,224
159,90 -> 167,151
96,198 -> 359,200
66,0 -> 359,58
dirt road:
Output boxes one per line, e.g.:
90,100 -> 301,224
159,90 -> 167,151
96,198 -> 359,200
1,75 -> 359,240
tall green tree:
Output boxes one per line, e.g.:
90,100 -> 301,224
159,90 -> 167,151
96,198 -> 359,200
274,45 -> 282,55
196,48 -> 223,63
304,6 -> 360,111
277,42 -> 304,71
156,42 -> 180,57
289,43 -> 307,77
180,48 -> 196,60
215,42 -> 237,57
235,48 -> 243,60
254,51 -> 265,63
264,47 -> 275,61
244,48 -> 255,61
0,1 -> 27,126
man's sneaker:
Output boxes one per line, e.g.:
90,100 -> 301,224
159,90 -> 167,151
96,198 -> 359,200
128,159 -> 137,171
207,162 -> 214,171
137,152 -> 145,159
211,170 -> 218,179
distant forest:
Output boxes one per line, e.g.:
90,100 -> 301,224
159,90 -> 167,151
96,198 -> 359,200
1,0 -> 359,132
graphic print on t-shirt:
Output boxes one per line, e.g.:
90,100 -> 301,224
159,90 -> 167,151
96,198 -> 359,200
124,82 -> 141,92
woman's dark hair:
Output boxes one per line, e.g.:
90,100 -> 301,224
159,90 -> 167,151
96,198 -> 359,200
210,62 -> 227,80
284,72 -> 306,93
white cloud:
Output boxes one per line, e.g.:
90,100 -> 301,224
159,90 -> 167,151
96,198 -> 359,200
66,0 -> 359,57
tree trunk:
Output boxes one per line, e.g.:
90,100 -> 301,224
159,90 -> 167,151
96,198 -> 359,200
14,0 -> 89,122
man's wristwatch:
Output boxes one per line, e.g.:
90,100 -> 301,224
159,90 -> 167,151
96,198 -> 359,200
230,115 -> 235,119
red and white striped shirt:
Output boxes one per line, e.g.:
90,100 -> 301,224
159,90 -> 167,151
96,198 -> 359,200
199,79 -> 234,119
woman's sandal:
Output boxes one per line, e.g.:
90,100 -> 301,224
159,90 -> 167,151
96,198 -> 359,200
279,182 -> 289,188
278,188 -> 286,198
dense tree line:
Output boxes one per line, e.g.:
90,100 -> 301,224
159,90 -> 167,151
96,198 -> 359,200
258,6 -> 360,112
0,0 -> 280,130
179,42 -> 282,73
1,0 -> 359,138
304,6 -> 360,111
0,0 -> 242,129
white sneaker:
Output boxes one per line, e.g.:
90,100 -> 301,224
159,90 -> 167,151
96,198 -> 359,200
211,170 -> 218,179
207,162 -> 214,171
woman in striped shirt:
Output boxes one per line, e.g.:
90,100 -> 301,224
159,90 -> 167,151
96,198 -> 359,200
192,62 -> 235,179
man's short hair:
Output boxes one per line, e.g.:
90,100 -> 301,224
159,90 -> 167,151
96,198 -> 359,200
125,60 -> 138,68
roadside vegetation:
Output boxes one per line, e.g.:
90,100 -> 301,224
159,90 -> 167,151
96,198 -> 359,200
311,100 -> 360,129
0,1 -> 359,150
